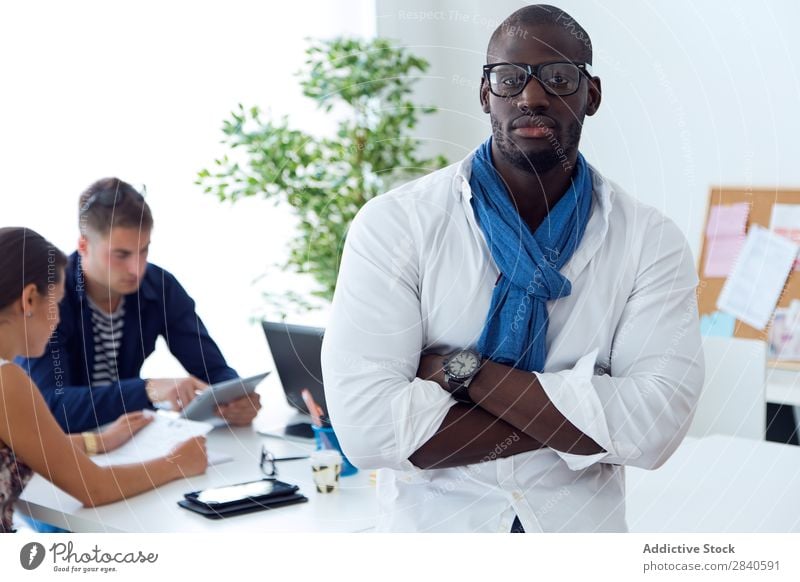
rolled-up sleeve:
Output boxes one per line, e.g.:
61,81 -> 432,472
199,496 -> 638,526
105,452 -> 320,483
537,214 -> 705,471
322,197 -> 456,471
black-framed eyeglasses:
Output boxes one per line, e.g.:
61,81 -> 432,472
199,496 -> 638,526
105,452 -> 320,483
79,184 -> 146,216
260,446 -> 309,478
260,447 -> 278,478
483,61 -> 593,98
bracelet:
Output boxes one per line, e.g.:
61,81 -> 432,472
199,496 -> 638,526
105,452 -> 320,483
82,432 -> 99,456
145,379 -> 159,404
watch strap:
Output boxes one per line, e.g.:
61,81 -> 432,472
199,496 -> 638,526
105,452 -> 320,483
448,375 -> 474,404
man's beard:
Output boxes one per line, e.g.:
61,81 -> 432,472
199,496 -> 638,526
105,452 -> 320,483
491,115 -> 582,175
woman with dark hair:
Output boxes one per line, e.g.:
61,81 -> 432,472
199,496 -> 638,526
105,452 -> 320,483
0,227 -> 207,533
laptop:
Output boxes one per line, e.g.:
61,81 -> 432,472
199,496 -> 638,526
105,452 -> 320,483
261,320 -> 327,438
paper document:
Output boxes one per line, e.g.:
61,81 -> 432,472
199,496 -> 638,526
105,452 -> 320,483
699,311 -> 736,337
768,300 -> 800,360
703,203 -> 749,278
706,203 -> 749,238
93,412 -> 214,466
769,203 -> 800,269
704,237 -> 745,278
717,226 -> 799,330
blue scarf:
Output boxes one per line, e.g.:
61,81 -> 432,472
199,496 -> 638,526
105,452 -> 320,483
469,138 -> 593,372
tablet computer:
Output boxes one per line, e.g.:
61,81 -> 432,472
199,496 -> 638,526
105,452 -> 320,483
181,372 -> 269,421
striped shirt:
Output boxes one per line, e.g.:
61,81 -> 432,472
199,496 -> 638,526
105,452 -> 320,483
87,296 -> 125,385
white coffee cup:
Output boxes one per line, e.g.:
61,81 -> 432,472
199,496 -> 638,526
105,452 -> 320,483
310,449 -> 343,493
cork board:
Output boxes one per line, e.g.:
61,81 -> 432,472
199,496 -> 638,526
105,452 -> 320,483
697,187 -> 800,366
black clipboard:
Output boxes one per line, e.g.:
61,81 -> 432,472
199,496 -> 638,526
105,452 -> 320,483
178,478 -> 308,519
178,493 -> 308,519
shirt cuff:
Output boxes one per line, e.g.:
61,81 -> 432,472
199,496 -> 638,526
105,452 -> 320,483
390,377 -> 456,467
535,349 -> 634,470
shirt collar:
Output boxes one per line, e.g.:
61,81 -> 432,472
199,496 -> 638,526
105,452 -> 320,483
452,147 -> 614,281
86,293 -> 126,317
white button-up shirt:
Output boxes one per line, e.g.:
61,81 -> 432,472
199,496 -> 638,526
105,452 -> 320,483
321,149 -> 704,532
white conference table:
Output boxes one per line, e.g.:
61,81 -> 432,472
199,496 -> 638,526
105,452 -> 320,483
16,383 -> 380,533
627,434 -> 800,532
16,380 -> 800,532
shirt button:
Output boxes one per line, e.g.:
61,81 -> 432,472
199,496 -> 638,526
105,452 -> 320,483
512,491 -> 523,501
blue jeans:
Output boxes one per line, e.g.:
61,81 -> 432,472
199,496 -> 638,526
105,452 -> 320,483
510,515 -> 525,533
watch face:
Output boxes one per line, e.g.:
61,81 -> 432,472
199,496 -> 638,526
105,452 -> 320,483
446,350 -> 481,380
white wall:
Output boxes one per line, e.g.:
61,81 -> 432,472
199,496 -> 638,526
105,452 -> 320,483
376,0 -> 800,258
5,0 -> 800,380
0,0 -> 375,378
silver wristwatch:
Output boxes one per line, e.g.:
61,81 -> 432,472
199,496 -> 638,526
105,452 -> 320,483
442,349 -> 482,404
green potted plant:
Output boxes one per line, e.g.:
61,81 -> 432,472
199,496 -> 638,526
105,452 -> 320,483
197,37 -> 447,315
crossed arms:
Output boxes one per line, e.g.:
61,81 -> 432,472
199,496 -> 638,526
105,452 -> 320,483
321,196 -> 704,473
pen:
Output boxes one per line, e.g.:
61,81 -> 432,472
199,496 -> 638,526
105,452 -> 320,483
301,389 -> 325,427
273,455 -> 310,462
301,389 -> 335,448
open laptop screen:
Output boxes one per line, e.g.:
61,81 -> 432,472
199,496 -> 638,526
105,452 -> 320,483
262,320 -> 327,415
